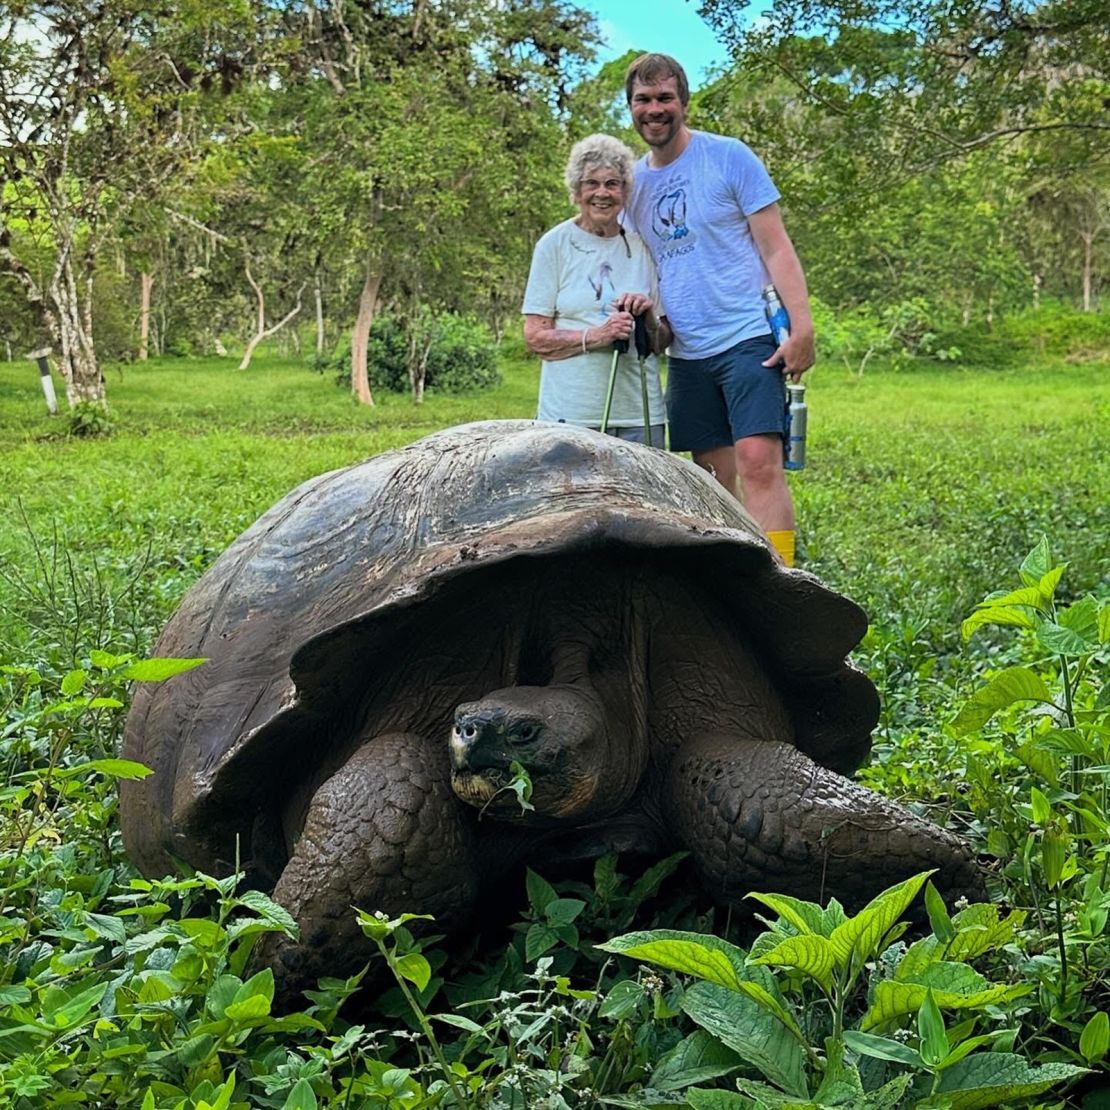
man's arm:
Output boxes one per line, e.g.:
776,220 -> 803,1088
749,202 -> 815,381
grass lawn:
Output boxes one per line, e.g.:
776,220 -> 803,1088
2,339 -> 1105,658
1,337 -> 1108,1106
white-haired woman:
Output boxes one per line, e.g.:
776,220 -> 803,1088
522,133 -> 671,444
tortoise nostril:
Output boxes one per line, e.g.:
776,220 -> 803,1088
461,722 -> 478,742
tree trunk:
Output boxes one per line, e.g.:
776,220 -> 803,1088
1080,230 -> 1093,312
2,228 -> 102,406
314,266 -> 325,357
1032,272 -> 1041,308
138,272 -> 153,360
239,255 -> 305,370
51,248 -> 103,406
351,268 -> 381,406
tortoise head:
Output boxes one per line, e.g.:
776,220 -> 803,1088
450,684 -> 633,823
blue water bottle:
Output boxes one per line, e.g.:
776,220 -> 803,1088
762,284 -> 807,470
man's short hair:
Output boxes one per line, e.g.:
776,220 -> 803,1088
624,53 -> 690,106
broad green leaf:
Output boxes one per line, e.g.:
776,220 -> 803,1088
61,669 -> 88,695
1100,601 -> 1110,645
650,1030 -> 743,1092
843,1029 -> 921,1066
123,657 -> 208,681
1079,1011 -> 1109,1063
599,979 -> 646,1019
224,994 -> 272,1022
951,667 -> 1054,734
1058,595 -> 1100,642
394,953 -> 431,992
281,1079 -> 318,1110
1029,786 -> 1053,825
829,871 -> 932,972
525,868 -> 558,913
947,906 -> 1025,961
431,1012 -> 485,1034
932,1052 -> 1086,1109
1041,827 -> 1068,888
986,828 -> 1011,858
749,932 -> 835,993
682,980 -> 809,1099
1019,745 -> 1059,788
40,981 -> 108,1029
90,649 -> 129,669
729,980 -> 806,1041
918,989 -> 948,1068
961,605 -> 1036,641
1037,620 -> 1094,656
924,882 -> 955,943
56,758 -> 153,781
864,974 -> 1030,1031
1036,564 -> 1065,601
525,922 -> 560,962
687,1091 -> 755,1108
975,585 -> 1044,610
744,891 -> 832,936
597,930 -> 746,989
1019,537 -> 1053,585
236,890 -> 298,933
546,897 -> 586,925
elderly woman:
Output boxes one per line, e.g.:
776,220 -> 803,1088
523,133 -> 672,443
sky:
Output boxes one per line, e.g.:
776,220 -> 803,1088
588,0 -> 731,90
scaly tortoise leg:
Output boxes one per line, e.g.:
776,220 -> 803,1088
260,732 -> 477,1004
666,734 -> 984,910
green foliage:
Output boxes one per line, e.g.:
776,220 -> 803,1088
0,347 -> 1106,1105
951,536 -> 1110,1076
324,313 -> 501,397
600,875 -> 1086,1107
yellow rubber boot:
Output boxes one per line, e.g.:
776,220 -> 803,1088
766,529 -> 796,568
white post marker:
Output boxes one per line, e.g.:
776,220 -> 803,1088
26,347 -> 58,414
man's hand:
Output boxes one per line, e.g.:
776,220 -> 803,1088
763,327 -> 815,382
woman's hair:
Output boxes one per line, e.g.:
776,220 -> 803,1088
563,133 -> 637,204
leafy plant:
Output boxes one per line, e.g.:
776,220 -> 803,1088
599,872 -> 1086,1107
953,535 -> 1110,1071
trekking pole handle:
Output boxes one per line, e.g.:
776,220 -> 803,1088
633,313 -> 651,359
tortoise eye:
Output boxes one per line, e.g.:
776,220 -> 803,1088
513,723 -> 539,744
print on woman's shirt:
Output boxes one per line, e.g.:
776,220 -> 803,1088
588,261 -> 618,320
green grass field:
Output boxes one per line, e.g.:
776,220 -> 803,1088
2,342 -> 1105,658
2,340 -> 1109,1106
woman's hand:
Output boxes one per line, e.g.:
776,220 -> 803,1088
592,309 -> 634,347
615,292 -> 654,319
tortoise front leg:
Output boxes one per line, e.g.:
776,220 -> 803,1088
259,733 -> 477,1004
666,735 -> 984,910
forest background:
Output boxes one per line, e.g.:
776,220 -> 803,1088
1,0 -> 1107,405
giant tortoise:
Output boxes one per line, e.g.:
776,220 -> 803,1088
121,420 -> 981,997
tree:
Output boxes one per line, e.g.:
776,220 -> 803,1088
0,1 -> 263,408
699,0 -> 1110,169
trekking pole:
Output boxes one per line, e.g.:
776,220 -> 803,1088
600,332 -> 629,435
633,314 -> 652,447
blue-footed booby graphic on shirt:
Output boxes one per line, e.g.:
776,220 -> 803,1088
652,189 -> 689,242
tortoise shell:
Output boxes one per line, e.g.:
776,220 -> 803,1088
120,420 -> 878,879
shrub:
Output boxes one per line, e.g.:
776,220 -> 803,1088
325,312 -> 501,396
